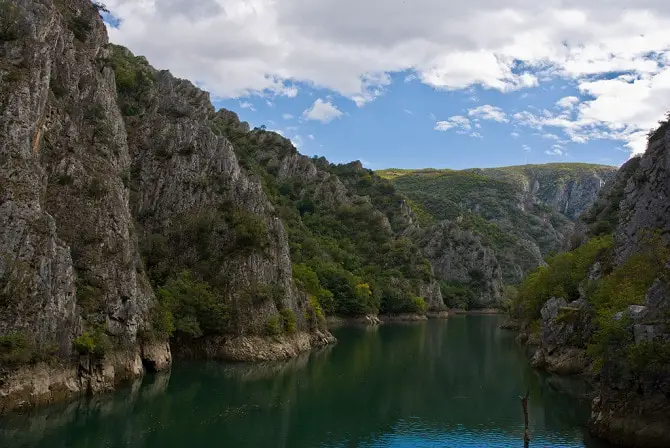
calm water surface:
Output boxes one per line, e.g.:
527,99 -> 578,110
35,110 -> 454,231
0,316 -> 614,448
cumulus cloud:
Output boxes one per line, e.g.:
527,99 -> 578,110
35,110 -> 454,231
556,96 -> 580,109
105,0 -> 670,152
512,69 -> 670,155
545,144 -> 565,156
303,98 -> 343,123
239,101 -> 256,111
511,132 -> 521,138
468,104 -> 508,122
435,116 -> 471,133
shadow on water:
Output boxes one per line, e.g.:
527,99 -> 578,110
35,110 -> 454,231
0,316 -> 614,448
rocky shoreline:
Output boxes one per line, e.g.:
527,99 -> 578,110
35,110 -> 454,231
0,341 -> 171,415
0,334 -> 335,415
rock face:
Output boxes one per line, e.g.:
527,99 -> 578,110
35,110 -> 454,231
0,0 -> 332,413
615,130 -> 670,263
420,221 -> 503,308
531,297 -> 594,375
589,126 -> 670,448
0,0 -> 171,412
115,47 -> 314,338
382,164 -> 616,289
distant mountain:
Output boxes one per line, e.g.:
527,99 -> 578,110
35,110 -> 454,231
378,164 -> 617,305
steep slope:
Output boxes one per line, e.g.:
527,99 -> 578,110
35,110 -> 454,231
379,164 -> 616,289
108,46 -> 332,358
0,0 -> 332,413
211,115 -> 446,316
0,0 -> 170,412
514,119 -> 670,447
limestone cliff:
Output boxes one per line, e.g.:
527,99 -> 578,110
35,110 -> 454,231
379,164 -> 614,308
588,125 -> 670,448
515,122 -> 670,447
0,0 -> 171,413
0,0 -> 331,414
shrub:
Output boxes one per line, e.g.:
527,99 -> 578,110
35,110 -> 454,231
73,327 -> 108,356
280,309 -> 297,334
157,271 -> 229,338
57,174 -> 74,186
265,316 -> 281,336
0,332 -> 34,365
0,0 -> 22,41
409,296 -> 428,314
87,177 -> 108,200
69,17 -> 92,42
304,296 -> 327,330
627,340 -> 670,373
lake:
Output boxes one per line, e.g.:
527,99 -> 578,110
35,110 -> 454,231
0,316 -> 614,447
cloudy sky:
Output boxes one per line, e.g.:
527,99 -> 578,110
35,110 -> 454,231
103,0 -> 670,169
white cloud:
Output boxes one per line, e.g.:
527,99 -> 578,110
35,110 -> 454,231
308,134 -> 315,140
512,69 -> 670,155
468,104 -> 508,122
239,101 -> 256,111
282,113 -> 294,120
545,144 -> 565,156
511,132 -> 520,138
470,132 -> 484,139
522,144 -> 532,152
303,98 -> 343,123
540,133 -> 560,140
556,96 -> 580,109
435,115 -> 471,133
105,0 -> 670,154
404,109 -> 413,115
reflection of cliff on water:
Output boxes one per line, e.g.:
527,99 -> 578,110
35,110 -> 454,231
0,371 -> 171,447
0,317 -> 613,448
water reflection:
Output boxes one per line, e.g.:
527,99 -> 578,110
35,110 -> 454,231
0,317 -> 613,448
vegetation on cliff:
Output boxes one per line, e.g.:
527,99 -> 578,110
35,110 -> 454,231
213,122 -> 436,317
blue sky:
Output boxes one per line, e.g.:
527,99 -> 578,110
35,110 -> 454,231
213,74 -> 630,170
102,0 -> 670,171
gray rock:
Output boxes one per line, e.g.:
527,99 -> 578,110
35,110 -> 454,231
540,297 -> 568,320
419,220 -> 504,308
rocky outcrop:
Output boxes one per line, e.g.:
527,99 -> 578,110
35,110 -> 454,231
419,279 -> 446,311
531,297 -> 594,375
171,330 -> 335,362
0,0 -> 172,412
385,164 -> 616,286
586,127 -> 670,447
420,221 -> 503,308
1,0 -> 334,414
615,131 -> 670,263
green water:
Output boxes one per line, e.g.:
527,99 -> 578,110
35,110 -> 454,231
0,316 -> 614,448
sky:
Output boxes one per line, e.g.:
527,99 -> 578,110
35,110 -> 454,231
102,0 -> 670,170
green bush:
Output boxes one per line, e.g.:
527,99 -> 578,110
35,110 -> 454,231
87,177 -> 108,200
73,327 -> 108,356
627,340 -> 670,373
280,309 -> 297,334
440,281 -> 475,310
409,296 -> 428,314
516,235 -> 614,319
0,0 -> 22,42
304,296 -> 327,330
0,332 -> 34,365
265,316 -> 281,336
156,271 -> 229,338
69,17 -> 92,42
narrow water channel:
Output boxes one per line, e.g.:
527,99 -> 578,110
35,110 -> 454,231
0,316 -> 614,447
